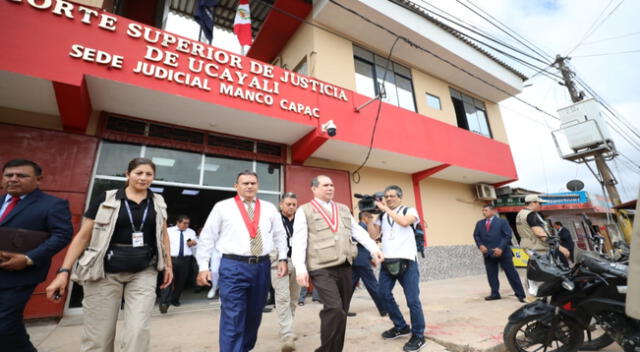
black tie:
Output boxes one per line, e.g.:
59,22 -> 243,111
179,231 -> 184,257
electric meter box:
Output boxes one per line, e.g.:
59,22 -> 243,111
557,98 -> 612,150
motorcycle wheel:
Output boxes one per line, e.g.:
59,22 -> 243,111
580,319 -> 614,351
504,315 -> 584,352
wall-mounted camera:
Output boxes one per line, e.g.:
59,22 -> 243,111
321,120 -> 337,137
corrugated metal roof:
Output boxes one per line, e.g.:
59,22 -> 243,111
170,0 -> 274,35
392,0 -> 528,81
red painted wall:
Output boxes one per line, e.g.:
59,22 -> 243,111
0,2 -> 517,178
0,124 -> 98,318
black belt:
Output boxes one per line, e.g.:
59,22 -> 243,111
222,254 -> 269,264
171,256 -> 192,259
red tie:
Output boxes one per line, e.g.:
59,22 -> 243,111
485,218 -> 491,232
0,196 -> 20,222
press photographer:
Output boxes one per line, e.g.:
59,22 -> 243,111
367,185 -> 427,351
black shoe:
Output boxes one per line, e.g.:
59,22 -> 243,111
380,311 -> 388,317
347,311 -> 356,317
403,335 -> 426,351
517,297 -> 526,303
298,301 -> 304,306
171,301 -> 181,307
263,306 -> 273,313
484,295 -> 501,301
382,325 -> 411,340
159,304 -> 168,314
312,298 -> 321,303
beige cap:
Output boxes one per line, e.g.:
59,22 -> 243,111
524,194 -> 548,203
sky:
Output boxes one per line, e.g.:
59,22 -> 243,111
167,1 -> 640,203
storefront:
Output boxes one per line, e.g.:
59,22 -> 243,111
1,0 -> 525,318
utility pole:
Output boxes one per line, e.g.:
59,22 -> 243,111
554,55 -> 622,207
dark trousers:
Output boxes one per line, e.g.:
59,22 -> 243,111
218,257 -> 270,352
0,284 -> 38,352
378,260 -> 425,336
309,263 -> 353,352
160,256 -> 192,305
484,250 -> 525,298
351,264 -> 386,315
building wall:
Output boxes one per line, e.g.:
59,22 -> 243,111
420,177 -> 484,246
278,24 -> 511,144
0,106 -> 63,131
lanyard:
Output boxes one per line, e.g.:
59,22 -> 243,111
310,199 -> 339,233
282,216 -> 293,238
123,199 -> 150,233
386,205 -> 404,228
234,195 -> 261,238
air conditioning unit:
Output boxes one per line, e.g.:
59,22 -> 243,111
475,183 -> 497,201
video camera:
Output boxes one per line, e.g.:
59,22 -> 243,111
354,192 -> 384,214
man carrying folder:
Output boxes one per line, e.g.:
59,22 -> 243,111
0,159 -> 73,352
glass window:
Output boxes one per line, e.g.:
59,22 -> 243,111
354,59 -> 376,98
145,146 -> 201,184
259,193 -> 280,208
449,88 -> 492,138
255,161 -> 280,192
95,142 -> 142,177
203,155 -> 252,188
426,93 -> 441,110
353,45 -> 416,112
294,57 -> 308,75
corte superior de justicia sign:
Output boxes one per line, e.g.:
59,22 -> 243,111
10,0 -> 350,119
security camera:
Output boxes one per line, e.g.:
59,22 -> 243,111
321,120 -> 337,137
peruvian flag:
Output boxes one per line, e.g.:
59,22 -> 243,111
233,0 -> 252,47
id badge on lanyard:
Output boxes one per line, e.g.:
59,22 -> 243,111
124,200 -> 150,248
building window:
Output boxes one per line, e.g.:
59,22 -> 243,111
294,57 -> 308,75
426,93 -> 441,110
353,45 -> 416,112
450,88 -> 492,138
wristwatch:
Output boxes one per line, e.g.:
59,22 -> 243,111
24,255 -> 34,266
57,268 -> 71,274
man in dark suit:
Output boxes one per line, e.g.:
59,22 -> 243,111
553,221 -> 575,261
0,159 -> 73,352
473,204 -> 525,302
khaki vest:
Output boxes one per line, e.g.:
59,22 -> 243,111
71,189 -> 168,283
516,208 -> 549,252
301,202 -> 357,272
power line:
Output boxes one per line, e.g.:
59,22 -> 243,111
573,49 -> 640,58
581,30 -> 640,45
566,0 -> 625,55
460,0 -> 555,62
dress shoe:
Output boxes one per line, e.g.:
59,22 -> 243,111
159,304 -> 168,314
347,311 -> 357,317
518,297 -> 526,303
484,295 -> 501,301
171,301 -> 181,307
380,311 -> 388,317
263,306 -> 273,313
298,301 -> 304,306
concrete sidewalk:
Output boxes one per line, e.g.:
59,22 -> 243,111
27,272 -> 623,352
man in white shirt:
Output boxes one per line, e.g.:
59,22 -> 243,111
292,175 -> 383,352
159,215 -> 197,314
196,171 -> 288,352
369,185 -> 426,352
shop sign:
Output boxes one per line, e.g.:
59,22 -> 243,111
10,0 -> 351,119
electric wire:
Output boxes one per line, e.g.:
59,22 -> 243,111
409,0 -> 553,67
581,31 -> 640,45
351,36 -> 402,184
566,0 -> 625,55
327,0 -> 563,122
613,158 -> 632,200
572,49 -> 640,58
459,0 -> 555,63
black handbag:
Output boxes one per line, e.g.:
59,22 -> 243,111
383,259 -> 409,277
104,245 -> 155,273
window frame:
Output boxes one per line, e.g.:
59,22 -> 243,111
426,93 -> 442,110
449,88 -> 493,138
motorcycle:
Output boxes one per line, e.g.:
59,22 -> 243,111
503,238 -> 639,352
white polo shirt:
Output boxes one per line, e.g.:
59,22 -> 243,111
375,205 -> 420,261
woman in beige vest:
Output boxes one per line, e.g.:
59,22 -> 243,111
45,157 -> 173,352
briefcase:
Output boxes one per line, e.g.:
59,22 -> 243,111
0,227 -> 49,253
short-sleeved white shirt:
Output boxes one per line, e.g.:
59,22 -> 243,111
375,206 -> 420,261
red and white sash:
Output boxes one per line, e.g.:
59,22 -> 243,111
310,199 -> 339,233
234,195 -> 260,238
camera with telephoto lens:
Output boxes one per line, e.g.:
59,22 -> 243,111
354,192 -> 384,214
